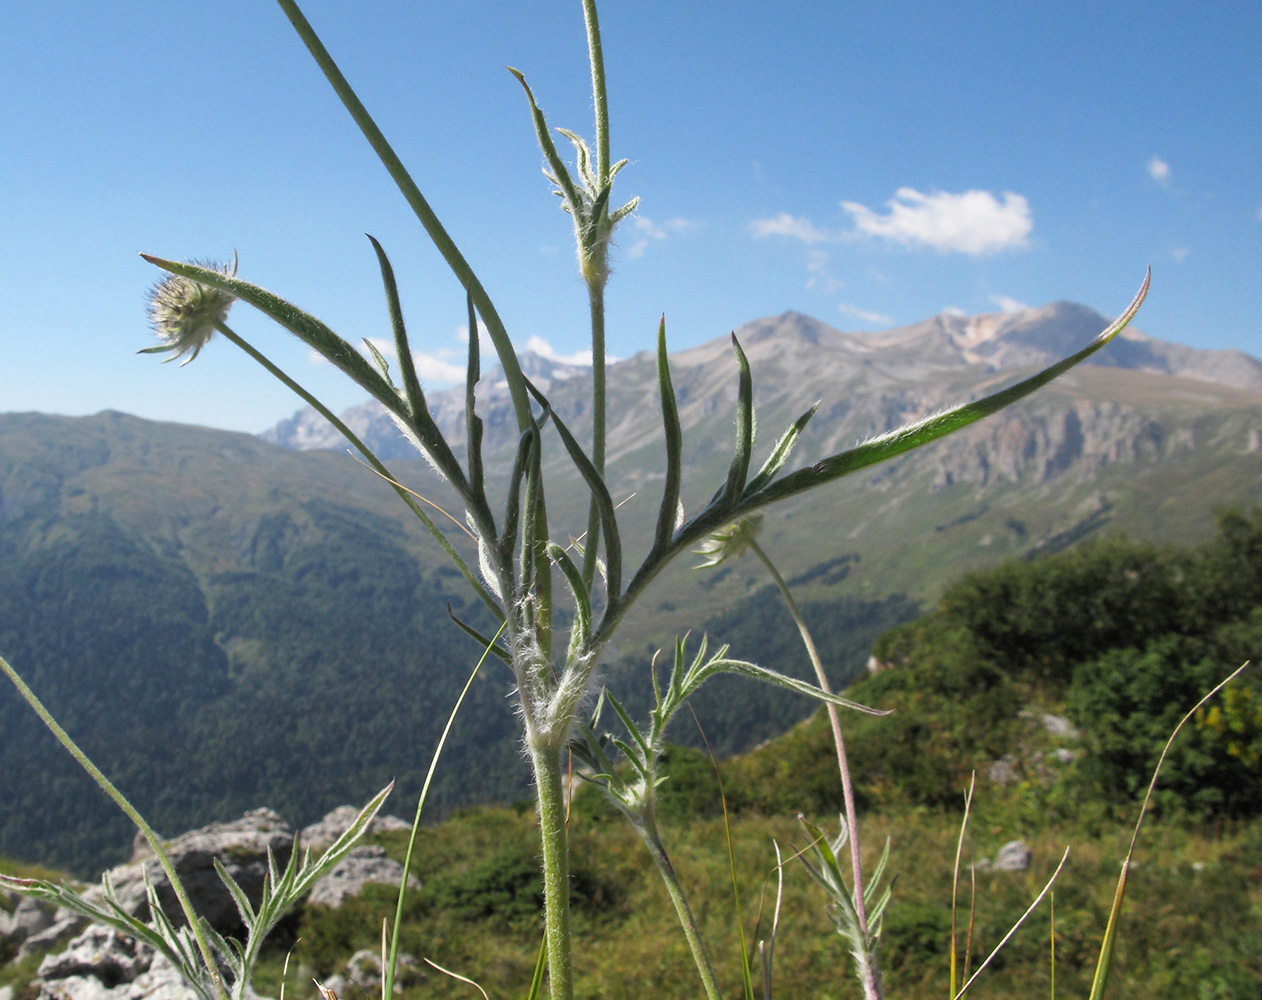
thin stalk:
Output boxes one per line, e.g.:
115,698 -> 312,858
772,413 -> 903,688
581,282 -> 607,587
0,655 -> 226,1000
214,321 -> 501,617
530,741 -> 575,1000
640,814 -> 724,1000
949,773 -> 976,1000
748,539 -> 880,1000
576,0 -> 611,590
383,622 -> 507,1000
580,0 -> 610,181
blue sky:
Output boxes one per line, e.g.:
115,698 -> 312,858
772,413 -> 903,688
2,1 -> 1259,434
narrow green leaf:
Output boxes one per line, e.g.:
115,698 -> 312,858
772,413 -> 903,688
367,234 -> 426,417
273,0 -> 533,434
721,334 -> 755,509
212,858 -> 257,927
447,607 -> 512,664
385,621 -> 506,1000
556,127 -> 598,192
653,317 -> 684,555
548,542 -> 591,654
361,337 -> 395,385
508,68 -> 583,211
696,657 -> 890,716
525,936 -> 548,1000
530,464 -> 554,661
465,290 -> 485,499
606,691 -> 652,764
749,271 -> 1150,511
745,403 -> 819,496
609,196 -> 640,225
525,379 -> 622,608
501,424 -> 540,567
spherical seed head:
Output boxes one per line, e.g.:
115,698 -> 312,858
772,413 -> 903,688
144,258 -> 238,365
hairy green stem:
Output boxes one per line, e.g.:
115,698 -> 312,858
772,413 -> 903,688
0,654 -> 227,1000
530,741 -> 575,1000
750,539 -> 881,1000
581,0 -> 610,181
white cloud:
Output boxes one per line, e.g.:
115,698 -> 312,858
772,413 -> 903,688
941,306 -> 968,318
627,215 -> 695,258
1171,246 -> 1191,263
989,294 -> 1030,313
1148,156 -> 1171,186
840,188 -> 1032,255
524,335 -> 595,367
749,212 -> 833,244
412,353 -> 466,382
837,302 -> 892,326
805,250 -> 846,293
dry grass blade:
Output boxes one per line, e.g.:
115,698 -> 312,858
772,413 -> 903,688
348,455 -> 476,540
949,772 -> 976,999
954,847 -> 1071,999
1086,660 -> 1253,1000
423,959 -> 490,1000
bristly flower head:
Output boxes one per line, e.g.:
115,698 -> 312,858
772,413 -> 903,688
142,255 -> 238,365
694,513 -> 764,568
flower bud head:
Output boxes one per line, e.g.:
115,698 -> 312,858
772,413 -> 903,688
143,257 -> 237,365
694,513 -> 765,568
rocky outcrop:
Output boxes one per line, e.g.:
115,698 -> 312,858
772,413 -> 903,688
972,839 -> 1033,874
4,806 -> 417,1000
89,809 -> 294,939
33,926 -> 198,1000
306,847 -> 417,909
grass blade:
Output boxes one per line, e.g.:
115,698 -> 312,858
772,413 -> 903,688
384,621 -> 508,1000
955,848 -> 1070,999
1086,660 -> 1252,1000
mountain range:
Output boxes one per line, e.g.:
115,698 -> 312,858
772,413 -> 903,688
262,301 -> 1262,638
2,300 -> 1259,871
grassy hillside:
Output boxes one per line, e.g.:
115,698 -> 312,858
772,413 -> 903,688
3,407 -> 1260,877
3,513 -> 1260,998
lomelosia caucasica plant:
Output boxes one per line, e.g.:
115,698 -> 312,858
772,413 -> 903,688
0,2 -> 1159,999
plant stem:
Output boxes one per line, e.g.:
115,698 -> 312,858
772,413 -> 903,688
578,0 -> 611,591
530,741 -> 575,1000
640,814 -> 724,1000
581,281 -> 607,587
750,539 -> 881,1000
581,0 -> 610,181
